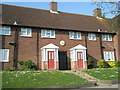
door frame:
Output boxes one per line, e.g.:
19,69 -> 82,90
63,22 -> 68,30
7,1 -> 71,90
58,51 -> 68,70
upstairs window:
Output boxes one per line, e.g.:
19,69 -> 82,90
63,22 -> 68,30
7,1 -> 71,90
21,28 -> 32,37
69,32 -> 81,40
102,34 -> 112,41
104,51 -> 115,61
0,49 -> 9,62
0,26 -> 11,35
41,29 -> 55,38
88,33 -> 96,40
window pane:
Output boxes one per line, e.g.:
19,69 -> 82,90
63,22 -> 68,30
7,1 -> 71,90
0,49 -> 3,62
69,32 -> 73,39
4,29 -> 10,35
78,32 -> 81,39
51,31 -> 55,37
74,32 -> 77,39
0,29 -> 2,35
46,30 -> 50,37
41,30 -> 45,36
27,29 -> 31,36
21,30 -> 26,35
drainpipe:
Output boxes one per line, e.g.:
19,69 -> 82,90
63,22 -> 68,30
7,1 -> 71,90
99,34 -> 104,59
13,26 -> 19,69
85,31 -> 88,60
36,27 -> 39,69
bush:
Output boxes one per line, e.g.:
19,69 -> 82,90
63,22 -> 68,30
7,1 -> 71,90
18,60 -> 37,70
87,57 -> 98,69
115,61 -> 120,67
97,59 -> 110,68
108,62 -> 116,68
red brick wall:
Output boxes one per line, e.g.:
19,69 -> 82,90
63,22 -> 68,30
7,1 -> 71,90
2,26 -> 117,70
2,26 -> 15,69
87,34 -> 102,61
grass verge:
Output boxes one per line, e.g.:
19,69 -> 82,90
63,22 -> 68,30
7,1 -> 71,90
82,68 -> 119,80
2,71 -> 88,88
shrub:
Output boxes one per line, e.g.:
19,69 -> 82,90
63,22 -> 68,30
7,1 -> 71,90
18,60 -> 37,70
87,57 -> 98,69
97,59 -> 110,68
115,61 -> 120,67
108,62 -> 116,68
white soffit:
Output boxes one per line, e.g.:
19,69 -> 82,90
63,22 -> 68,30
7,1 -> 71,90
41,43 -> 59,49
70,44 -> 87,50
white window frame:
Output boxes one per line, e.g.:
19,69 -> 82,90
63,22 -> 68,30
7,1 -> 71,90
41,29 -> 55,38
104,51 -> 115,61
69,31 -> 81,40
88,33 -> 96,40
21,28 -> 32,37
102,34 -> 112,41
0,26 -> 11,35
0,49 -> 9,62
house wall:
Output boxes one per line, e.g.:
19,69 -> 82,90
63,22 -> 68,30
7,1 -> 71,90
1,25 -> 117,70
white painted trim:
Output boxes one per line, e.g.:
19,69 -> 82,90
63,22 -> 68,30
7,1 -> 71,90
0,26 -> 11,35
0,49 -> 9,62
50,10 -> 59,14
21,28 -> 32,37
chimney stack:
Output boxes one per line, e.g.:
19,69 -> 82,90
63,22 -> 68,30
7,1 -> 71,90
93,8 -> 103,18
50,0 -> 57,12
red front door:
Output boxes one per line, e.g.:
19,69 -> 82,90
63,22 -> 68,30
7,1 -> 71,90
77,52 -> 83,68
48,51 -> 54,69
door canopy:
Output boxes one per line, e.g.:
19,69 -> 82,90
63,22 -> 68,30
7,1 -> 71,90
41,43 -> 59,49
70,44 -> 87,50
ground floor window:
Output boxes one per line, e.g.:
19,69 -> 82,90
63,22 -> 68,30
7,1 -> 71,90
0,49 -> 9,62
104,51 -> 115,61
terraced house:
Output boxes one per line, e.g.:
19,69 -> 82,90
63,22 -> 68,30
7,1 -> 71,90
0,1 -> 120,70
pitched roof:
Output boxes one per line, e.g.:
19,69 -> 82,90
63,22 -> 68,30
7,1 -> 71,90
1,4 -> 112,33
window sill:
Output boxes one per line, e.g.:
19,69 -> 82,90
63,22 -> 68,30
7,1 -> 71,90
88,39 -> 96,41
105,60 -> 115,61
0,34 -> 11,36
0,61 -> 9,63
102,40 -> 113,42
41,37 -> 56,39
70,38 -> 82,40
21,35 -> 32,38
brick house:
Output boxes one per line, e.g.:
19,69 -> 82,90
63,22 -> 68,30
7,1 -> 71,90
0,2 -> 119,70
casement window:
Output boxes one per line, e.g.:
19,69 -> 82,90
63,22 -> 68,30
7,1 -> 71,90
21,28 -> 32,37
88,33 -> 96,40
0,26 -> 11,35
0,49 -> 9,62
41,29 -> 55,38
102,34 -> 112,41
69,32 -> 81,40
104,51 -> 115,61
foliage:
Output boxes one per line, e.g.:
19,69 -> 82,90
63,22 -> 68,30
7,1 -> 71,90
115,61 -> 120,67
87,57 -> 98,69
2,71 -> 88,88
108,62 -> 116,68
18,60 -> 37,70
83,68 -> 119,80
97,59 -> 110,68
92,1 -> 119,17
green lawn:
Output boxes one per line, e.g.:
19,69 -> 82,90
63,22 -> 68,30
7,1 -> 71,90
82,68 -> 119,80
2,71 -> 87,88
